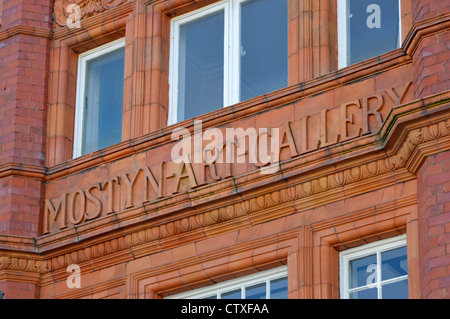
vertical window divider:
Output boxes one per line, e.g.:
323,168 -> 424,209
168,19 -> 179,126
223,1 -> 232,108
377,250 -> 382,299
229,0 -> 241,106
74,54 -> 87,158
337,0 -> 348,69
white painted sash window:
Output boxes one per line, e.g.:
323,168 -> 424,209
74,39 -> 125,158
340,235 -> 408,299
338,0 -> 402,68
166,266 -> 288,299
169,0 -> 288,125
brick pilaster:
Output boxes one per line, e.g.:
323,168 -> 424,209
417,150 -> 450,298
0,0 -> 53,237
411,0 -> 450,99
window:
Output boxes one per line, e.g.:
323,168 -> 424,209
166,266 -> 288,299
169,0 -> 288,125
338,0 -> 402,68
340,235 -> 408,299
74,39 -> 125,158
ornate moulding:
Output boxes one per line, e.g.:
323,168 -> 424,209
53,0 -> 127,28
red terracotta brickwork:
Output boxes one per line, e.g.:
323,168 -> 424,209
412,0 -> 450,22
0,280 -> 39,299
417,150 -> 450,299
0,0 -> 53,236
411,0 -> 450,99
412,31 -> 450,99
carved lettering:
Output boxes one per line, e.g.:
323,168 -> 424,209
279,122 -> 299,158
122,171 -> 139,209
68,190 -> 86,225
301,115 -> 320,153
252,128 -> 280,168
43,194 -> 67,234
172,157 -> 198,194
320,109 -> 340,147
85,183 -> 102,221
43,83 -> 412,233
226,128 -> 257,164
362,94 -> 384,135
341,100 -> 363,141
102,177 -> 119,215
386,82 -> 412,105
143,164 -> 164,201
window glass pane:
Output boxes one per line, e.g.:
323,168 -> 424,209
221,289 -> 241,299
349,254 -> 377,289
83,46 -> 124,155
349,288 -> 378,299
381,279 -> 408,299
245,283 -> 266,299
381,246 -> 407,281
240,0 -> 287,101
270,277 -> 288,299
178,10 -> 224,122
202,295 -> 217,299
347,0 -> 400,65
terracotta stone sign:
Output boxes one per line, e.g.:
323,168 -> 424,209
43,81 -> 412,234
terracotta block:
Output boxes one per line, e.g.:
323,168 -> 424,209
149,249 -> 175,268
195,232 -> 237,255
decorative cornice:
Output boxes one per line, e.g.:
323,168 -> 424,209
53,0 -> 127,28
0,256 -> 49,275
391,120 -> 450,171
0,163 -> 47,181
0,25 -> 53,42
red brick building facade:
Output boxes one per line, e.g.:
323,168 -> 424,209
0,0 -> 448,299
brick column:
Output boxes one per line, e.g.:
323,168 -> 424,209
411,0 -> 450,99
0,0 -> 52,236
417,150 -> 450,299
0,0 -> 53,299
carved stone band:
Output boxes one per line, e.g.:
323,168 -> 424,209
53,0 -> 126,27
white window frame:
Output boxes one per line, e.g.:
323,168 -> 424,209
337,0 -> 402,69
73,38 -> 126,158
339,234 -> 408,299
166,266 -> 288,299
169,0 -> 274,126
